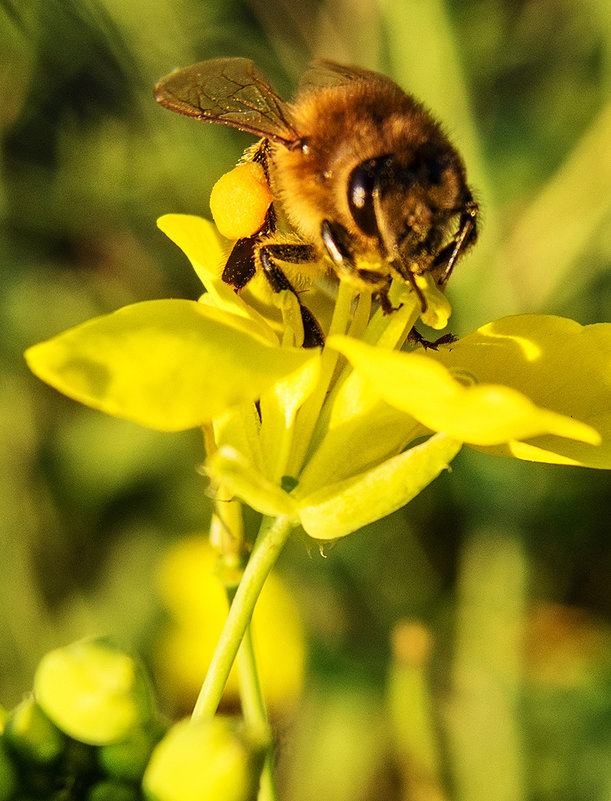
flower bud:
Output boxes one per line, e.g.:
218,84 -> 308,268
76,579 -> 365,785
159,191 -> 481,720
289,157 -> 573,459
142,717 -> 266,801
4,695 -> 64,765
34,638 -> 155,745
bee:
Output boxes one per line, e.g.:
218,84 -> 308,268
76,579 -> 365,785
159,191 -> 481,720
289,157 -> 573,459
155,58 -> 478,347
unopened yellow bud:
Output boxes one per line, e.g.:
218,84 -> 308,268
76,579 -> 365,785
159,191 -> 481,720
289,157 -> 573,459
143,717 -> 266,801
210,162 -> 272,239
34,638 -> 155,745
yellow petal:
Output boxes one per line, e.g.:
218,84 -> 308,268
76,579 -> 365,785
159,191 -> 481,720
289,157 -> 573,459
431,315 -> 611,467
297,397 -> 424,493
25,300 -> 316,431
157,214 -> 277,343
329,332 -> 600,447
296,434 -> 461,540
206,446 -> 298,518
259,353 -> 322,481
157,213 -> 226,276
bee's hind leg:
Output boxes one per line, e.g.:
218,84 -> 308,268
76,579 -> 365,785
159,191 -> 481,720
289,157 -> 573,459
222,236 -> 258,289
259,243 -> 325,348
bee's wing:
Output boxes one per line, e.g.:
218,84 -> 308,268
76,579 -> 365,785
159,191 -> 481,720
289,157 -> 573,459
297,60 -> 393,93
155,57 -> 298,144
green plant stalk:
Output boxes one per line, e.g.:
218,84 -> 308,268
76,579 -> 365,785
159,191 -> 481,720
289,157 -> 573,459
238,624 -> 277,801
238,623 -> 268,738
192,514 -> 296,721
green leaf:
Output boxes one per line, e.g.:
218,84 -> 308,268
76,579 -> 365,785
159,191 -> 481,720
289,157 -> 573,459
295,434 -> 462,540
0,740 -> 17,801
25,299 -> 316,431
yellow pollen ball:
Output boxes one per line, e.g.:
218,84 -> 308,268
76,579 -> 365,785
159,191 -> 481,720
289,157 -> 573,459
209,161 -> 273,240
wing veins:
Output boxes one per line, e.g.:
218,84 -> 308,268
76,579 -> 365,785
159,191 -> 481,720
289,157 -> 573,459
156,59 -> 298,145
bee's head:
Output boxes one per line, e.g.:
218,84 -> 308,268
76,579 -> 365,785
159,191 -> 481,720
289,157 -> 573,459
347,149 -> 469,269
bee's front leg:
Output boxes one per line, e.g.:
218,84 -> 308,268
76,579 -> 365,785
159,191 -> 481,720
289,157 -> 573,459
320,219 -> 363,283
433,198 -> 479,286
321,220 -> 401,313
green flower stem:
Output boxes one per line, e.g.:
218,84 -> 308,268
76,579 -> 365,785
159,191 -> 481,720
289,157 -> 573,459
238,624 -> 277,801
192,514 -> 296,722
204,422 -> 247,562
209,495 -> 245,565
259,744 -> 278,801
238,623 -> 268,736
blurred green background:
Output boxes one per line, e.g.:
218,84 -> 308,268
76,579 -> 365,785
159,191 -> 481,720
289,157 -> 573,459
1,0 -> 610,799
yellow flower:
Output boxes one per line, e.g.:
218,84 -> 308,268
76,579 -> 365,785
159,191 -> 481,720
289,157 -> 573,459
25,213 -> 611,542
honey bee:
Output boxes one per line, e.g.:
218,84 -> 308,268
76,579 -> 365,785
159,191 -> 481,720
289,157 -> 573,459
155,58 -> 478,347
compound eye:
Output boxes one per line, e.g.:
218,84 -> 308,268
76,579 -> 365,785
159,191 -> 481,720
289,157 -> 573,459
347,160 -> 380,238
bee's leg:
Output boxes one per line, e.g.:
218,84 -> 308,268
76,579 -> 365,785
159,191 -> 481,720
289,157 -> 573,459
298,304 -> 326,349
321,220 -> 403,311
434,198 -> 478,286
375,278 -> 397,314
320,219 -> 362,282
222,235 -> 257,289
407,329 -> 457,350
260,243 -> 317,282
403,269 -> 427,312
222,202 -> 277,289
259,243 -> 325,348
247,137 -> 273,177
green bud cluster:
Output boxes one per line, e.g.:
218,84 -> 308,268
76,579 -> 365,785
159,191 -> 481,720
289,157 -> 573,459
0,639 -> 266,801
0,639 -> 165,800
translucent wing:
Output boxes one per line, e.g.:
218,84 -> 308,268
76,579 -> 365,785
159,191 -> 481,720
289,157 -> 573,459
155,58 -> 298,144
297,59 -> 396,94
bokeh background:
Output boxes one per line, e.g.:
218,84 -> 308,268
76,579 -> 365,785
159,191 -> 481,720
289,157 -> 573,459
1,0 -> 610,799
